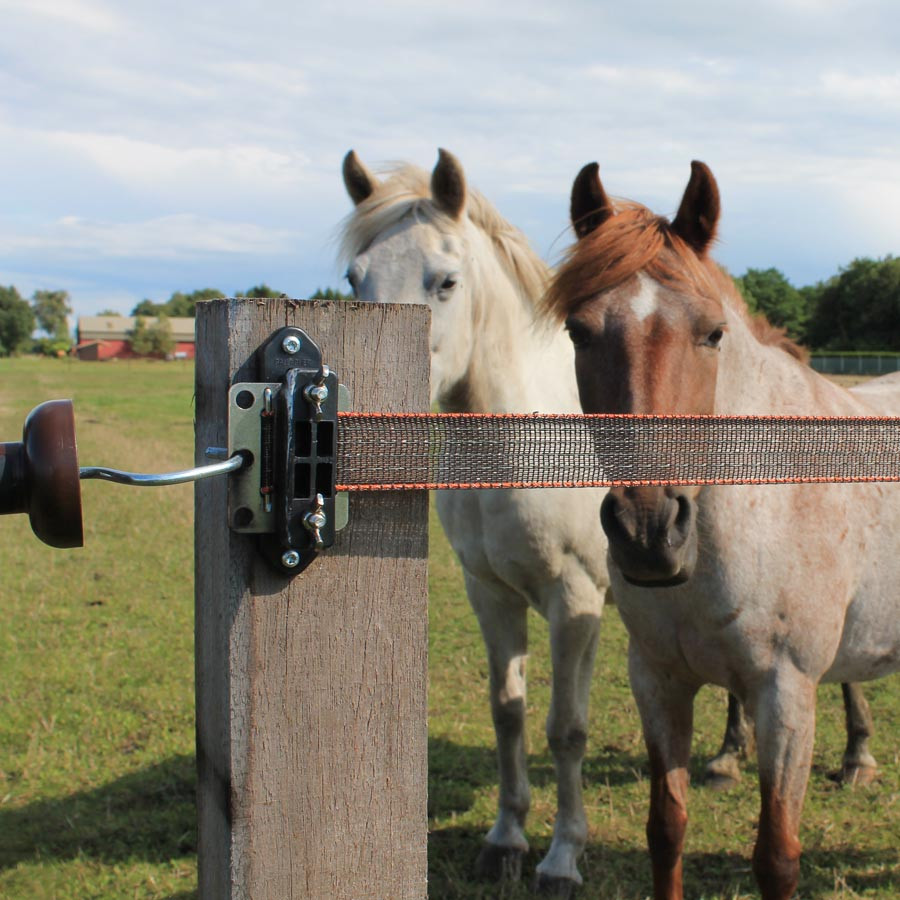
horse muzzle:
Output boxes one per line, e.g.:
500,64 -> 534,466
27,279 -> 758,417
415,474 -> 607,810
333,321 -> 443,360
600,486 -> 698,587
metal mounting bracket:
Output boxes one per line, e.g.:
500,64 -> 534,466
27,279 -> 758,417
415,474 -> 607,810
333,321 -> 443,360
227,327 -> 350,575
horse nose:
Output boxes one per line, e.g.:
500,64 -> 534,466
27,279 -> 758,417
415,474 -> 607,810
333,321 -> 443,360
600,488 -> 697,586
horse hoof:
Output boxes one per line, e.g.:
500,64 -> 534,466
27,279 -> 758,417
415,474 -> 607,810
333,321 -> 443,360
838,764 -> 879,787
702,759 -> 742,791
476,843 -> 525,882
533,873 -> 579,897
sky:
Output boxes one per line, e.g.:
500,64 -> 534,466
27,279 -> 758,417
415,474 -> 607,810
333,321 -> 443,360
1,0 -> 899,323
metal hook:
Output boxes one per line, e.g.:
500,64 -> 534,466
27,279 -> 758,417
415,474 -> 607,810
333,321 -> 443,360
79,449 -> 245,487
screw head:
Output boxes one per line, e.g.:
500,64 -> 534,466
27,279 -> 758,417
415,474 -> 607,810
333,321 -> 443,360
281,549 -> 301,568
282,334 -> 302,355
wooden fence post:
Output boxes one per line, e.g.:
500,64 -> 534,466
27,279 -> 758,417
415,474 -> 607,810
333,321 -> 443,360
194,299 -> 431,899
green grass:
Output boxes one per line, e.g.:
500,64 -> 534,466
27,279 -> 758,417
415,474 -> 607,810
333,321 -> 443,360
1,357 -> 899,898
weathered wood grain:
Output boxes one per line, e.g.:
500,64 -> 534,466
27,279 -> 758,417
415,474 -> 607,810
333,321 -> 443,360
195,299 -> 430,899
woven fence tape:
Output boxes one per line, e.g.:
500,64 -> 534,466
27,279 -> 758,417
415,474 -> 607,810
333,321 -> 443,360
335,413 -> 900,490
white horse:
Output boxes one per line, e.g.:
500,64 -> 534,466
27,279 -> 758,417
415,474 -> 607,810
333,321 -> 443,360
340,148 -> 609,893
547,159 -> 900,900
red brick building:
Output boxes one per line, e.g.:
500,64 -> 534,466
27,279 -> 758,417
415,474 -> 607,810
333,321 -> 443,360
75,316 -> 196,360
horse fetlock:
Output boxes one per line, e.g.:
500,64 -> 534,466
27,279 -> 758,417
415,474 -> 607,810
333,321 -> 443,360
752,841 -> 801,900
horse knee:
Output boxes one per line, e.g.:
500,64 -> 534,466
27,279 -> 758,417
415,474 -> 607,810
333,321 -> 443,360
546,725 -> 587,760
492,696 -> 526,735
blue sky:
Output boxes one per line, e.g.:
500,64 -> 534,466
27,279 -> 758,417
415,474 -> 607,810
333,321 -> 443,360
1,0 -> 899,321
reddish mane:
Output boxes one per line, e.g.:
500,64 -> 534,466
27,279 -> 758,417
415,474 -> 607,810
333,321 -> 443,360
543,201 -> 806,360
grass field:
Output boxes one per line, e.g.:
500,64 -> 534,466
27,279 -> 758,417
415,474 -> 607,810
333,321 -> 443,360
1,357 -> 899,899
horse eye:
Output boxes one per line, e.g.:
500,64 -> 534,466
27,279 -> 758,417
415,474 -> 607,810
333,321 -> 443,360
704,327 -> 725,349
440,275 -> 457,292
566,320 -> 592,350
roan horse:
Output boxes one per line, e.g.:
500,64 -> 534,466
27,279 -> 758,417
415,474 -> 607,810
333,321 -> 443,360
340,148 -> 609,893
546,159 -> 900,900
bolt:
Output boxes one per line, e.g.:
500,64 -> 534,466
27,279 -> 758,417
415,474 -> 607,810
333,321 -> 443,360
282,334 -> 302,355
281,549 -> 301,568
304,509 -> 327,530
305,383 -> 329,405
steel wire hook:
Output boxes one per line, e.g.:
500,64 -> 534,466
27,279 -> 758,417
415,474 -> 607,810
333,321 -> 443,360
79,448 -> 245,487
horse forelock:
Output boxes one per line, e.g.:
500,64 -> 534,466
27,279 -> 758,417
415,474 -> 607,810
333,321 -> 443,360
543,201 -> 806,360
338,161 -> 549,311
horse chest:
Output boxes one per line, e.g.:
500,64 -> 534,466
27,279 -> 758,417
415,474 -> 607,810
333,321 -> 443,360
436,489 -> 608,608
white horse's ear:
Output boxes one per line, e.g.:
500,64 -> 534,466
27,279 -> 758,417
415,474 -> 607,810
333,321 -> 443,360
431,148 -> 466,220
570,162 -> 613,239
672,160 -> 720,255
343,150 -> 379,206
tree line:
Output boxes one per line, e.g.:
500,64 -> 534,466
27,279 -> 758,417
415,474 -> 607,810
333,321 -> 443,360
3,259 -> 900,357
734,255 -> 900,351
0,287 -> 73,356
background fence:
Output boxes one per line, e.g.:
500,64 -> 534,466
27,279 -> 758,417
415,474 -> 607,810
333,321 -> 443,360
810,354 -> 900,376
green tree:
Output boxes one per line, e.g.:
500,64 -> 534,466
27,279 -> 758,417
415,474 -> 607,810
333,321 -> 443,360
310,286 -> 353,301
132,298 -> 162,316
95,309 -> 123,316
734,268 -> 809,343
150,314 -> 175,357
31,289 -> 72,339
805,256 -> 900,350
236,284 -> 286,299
131,288 -> 225,317
129,317 -> 155,355
129,316 -> 176,357
0,285 -> 36,356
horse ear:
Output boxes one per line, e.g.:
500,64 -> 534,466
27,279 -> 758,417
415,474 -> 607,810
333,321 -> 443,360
671,160 -> 720,255
570,162 -> 613,239
431,148 -> 466,219
342,150 -> 379,206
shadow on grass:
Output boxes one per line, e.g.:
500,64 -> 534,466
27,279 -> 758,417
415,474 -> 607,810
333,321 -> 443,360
0,754 -> 196,870
429,733 -> 651,820
429,824 -> 900,899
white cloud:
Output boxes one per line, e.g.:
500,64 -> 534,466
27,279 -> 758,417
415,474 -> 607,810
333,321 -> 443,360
583,64 -> 720,97
2,214 -> 302,260
44,130 -> 313,192
0,0 -> 124,32
820,70 -> 900,107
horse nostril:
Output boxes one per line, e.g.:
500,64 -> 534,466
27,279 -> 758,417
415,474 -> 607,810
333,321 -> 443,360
665,494 -> 695,550
601,492 -> 637,543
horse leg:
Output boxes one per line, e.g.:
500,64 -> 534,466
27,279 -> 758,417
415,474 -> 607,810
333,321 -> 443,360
703,692 -> 754,790
750,670 -> 817,900
467,575 -> 531,881
533,575 -> 602,896
628,644 -> 695,900
839,682 -> 878,786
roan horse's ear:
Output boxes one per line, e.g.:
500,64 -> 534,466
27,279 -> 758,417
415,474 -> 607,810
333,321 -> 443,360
431,148 -> 467,220
342,150 -> 380,206
570,162 -> 614,239
671,160 -> 720,256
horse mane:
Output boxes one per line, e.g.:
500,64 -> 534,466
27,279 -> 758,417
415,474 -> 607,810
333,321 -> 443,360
542,201 -> 806,360
338,163 -> 549,310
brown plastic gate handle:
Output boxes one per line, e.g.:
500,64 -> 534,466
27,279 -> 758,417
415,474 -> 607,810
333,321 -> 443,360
0,400 -> 83,548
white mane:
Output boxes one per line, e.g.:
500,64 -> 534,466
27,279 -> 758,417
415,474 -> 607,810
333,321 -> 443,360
338,163 -> 549,313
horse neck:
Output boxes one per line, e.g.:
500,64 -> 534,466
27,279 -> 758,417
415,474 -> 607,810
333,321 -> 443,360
715,303 -> 859,415
440,237 -> 579,415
